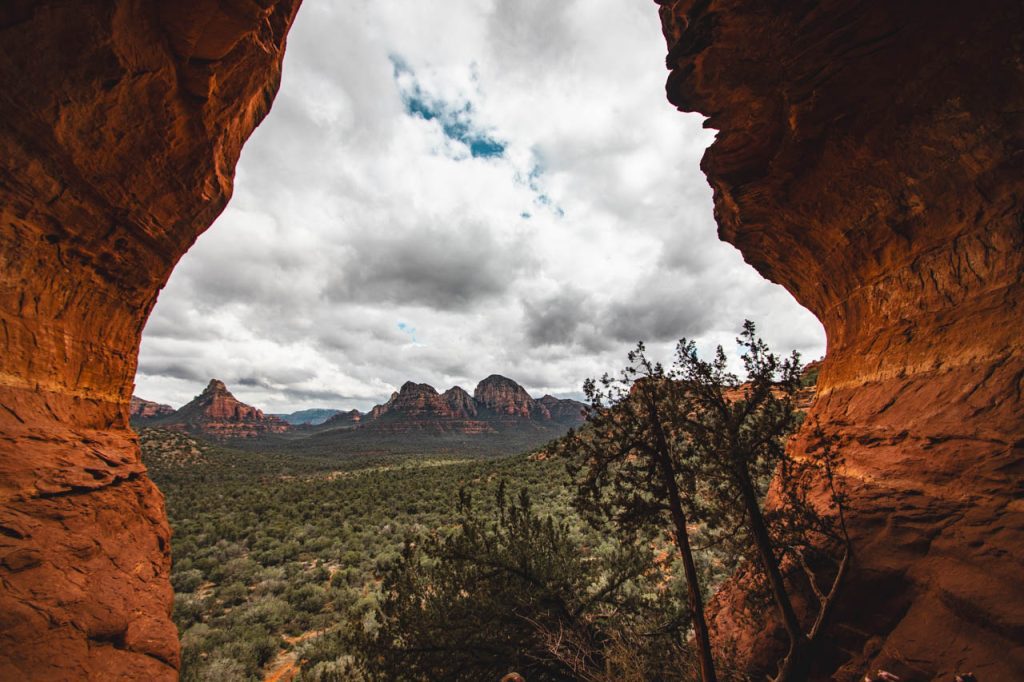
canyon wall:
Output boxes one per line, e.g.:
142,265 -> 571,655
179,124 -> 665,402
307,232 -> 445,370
659,0 -> 1023,679
0,1 -> 1019,679
0,1 -> 301,678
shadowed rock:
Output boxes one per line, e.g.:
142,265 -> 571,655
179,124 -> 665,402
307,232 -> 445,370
659,0 -> 1023,678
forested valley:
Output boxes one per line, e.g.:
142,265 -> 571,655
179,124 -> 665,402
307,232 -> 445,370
148,329 -> 833,682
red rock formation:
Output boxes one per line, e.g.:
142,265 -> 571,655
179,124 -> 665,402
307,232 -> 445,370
538,394 -> 587,425
320,408 -> 363,428
474,374 -> 551,420
364,382 -> 494,434
358,378 -> 584,434
443,386 -> 480,418
156,379 -> 289,438
0,1 -> 301,678
659,1 -> 1023,679
129,395 -> 176,420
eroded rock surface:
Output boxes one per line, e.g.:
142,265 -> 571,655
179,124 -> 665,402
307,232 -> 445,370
659,0 -> 1023,678
151,379 -> 290,438
0,1 -> 301,678
474,374 -> 552,421
360,376 -> 584,435
130,396 -> 176,420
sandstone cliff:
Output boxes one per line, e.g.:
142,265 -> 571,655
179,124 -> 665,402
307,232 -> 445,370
1,1 -> 1018,679
152,379 -> 289,439
129,395 -> 176,420
538,394 -> 587,425
357,376 -> 584,435
363,381 -> 493,434
0,1 -> 302,678
659,1 -> 1023,678
474,374 -> 550,420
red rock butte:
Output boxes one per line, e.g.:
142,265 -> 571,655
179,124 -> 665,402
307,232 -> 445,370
149,379 -> 290,438
0,1 -> 1019,680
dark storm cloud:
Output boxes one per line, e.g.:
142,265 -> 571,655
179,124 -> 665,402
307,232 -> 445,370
522,288 -> 592,347
141,299 -> 224,342
134,0 -> 826,413
326,222 -> 533,310
235,366 -> 318,388
136,361 -> 210,383
601,287 -> 717,344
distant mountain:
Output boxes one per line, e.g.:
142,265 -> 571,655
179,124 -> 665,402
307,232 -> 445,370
149,379 -> 289,439
320,409 -> 363,428
357,382 -> 493,434
474,374 -> 551,421
275,408 -> 346,426
348,375 -> 585,435
129,395 -> 175,420
538,394 -> 588,424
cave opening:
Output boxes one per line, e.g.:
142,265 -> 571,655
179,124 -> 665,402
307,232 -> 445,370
1,1 -> 1021,680
132,4 -> 825,679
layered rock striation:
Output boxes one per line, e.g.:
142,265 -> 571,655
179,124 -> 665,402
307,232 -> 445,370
357,376 -> 585,435
474,374 -> 550,420
0,1 -> 302,678
150,379 -> 289,438
2,1 -> 1017,680
659,1 -> 1023,679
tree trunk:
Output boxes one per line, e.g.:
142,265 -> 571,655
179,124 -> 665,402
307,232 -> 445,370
733,467 -> 810,681
645,394 -> 718,682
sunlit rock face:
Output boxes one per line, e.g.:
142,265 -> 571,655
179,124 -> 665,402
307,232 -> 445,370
659,0 -> 1023,678
0,1 -> 301,678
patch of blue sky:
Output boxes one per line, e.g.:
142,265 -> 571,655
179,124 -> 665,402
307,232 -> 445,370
512,160 -> 564,218
534,193 -> 565,218
390,55 -> 506,160
397,321 -> 419,344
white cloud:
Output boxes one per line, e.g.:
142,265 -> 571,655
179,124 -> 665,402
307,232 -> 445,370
136,0 -> 825,413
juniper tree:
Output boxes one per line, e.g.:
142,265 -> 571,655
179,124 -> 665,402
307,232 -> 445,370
352,482 -> 664,682
670,321 -> 849,682
560,344 -> 719,682
561,321 -> 850,682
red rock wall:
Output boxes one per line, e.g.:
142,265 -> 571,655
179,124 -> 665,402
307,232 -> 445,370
659,0 -> 1023,679
0,1 -> 301,678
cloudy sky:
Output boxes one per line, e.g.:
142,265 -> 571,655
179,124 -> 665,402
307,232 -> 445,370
135,0 -> 825,413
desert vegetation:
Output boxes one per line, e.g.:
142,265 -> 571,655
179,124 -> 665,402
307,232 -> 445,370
144,431 -> 582,681
146,323 -> 839,681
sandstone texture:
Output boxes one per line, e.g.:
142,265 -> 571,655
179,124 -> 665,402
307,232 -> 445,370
359,376 -> 585,435
659,0 -> 1023,679
365,382 -> 494,434
538,394 -> 587,425
129,396 -> 175,420
0,1 -> 301,678
150,379 -> 289,439
474,374 -> 554,422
